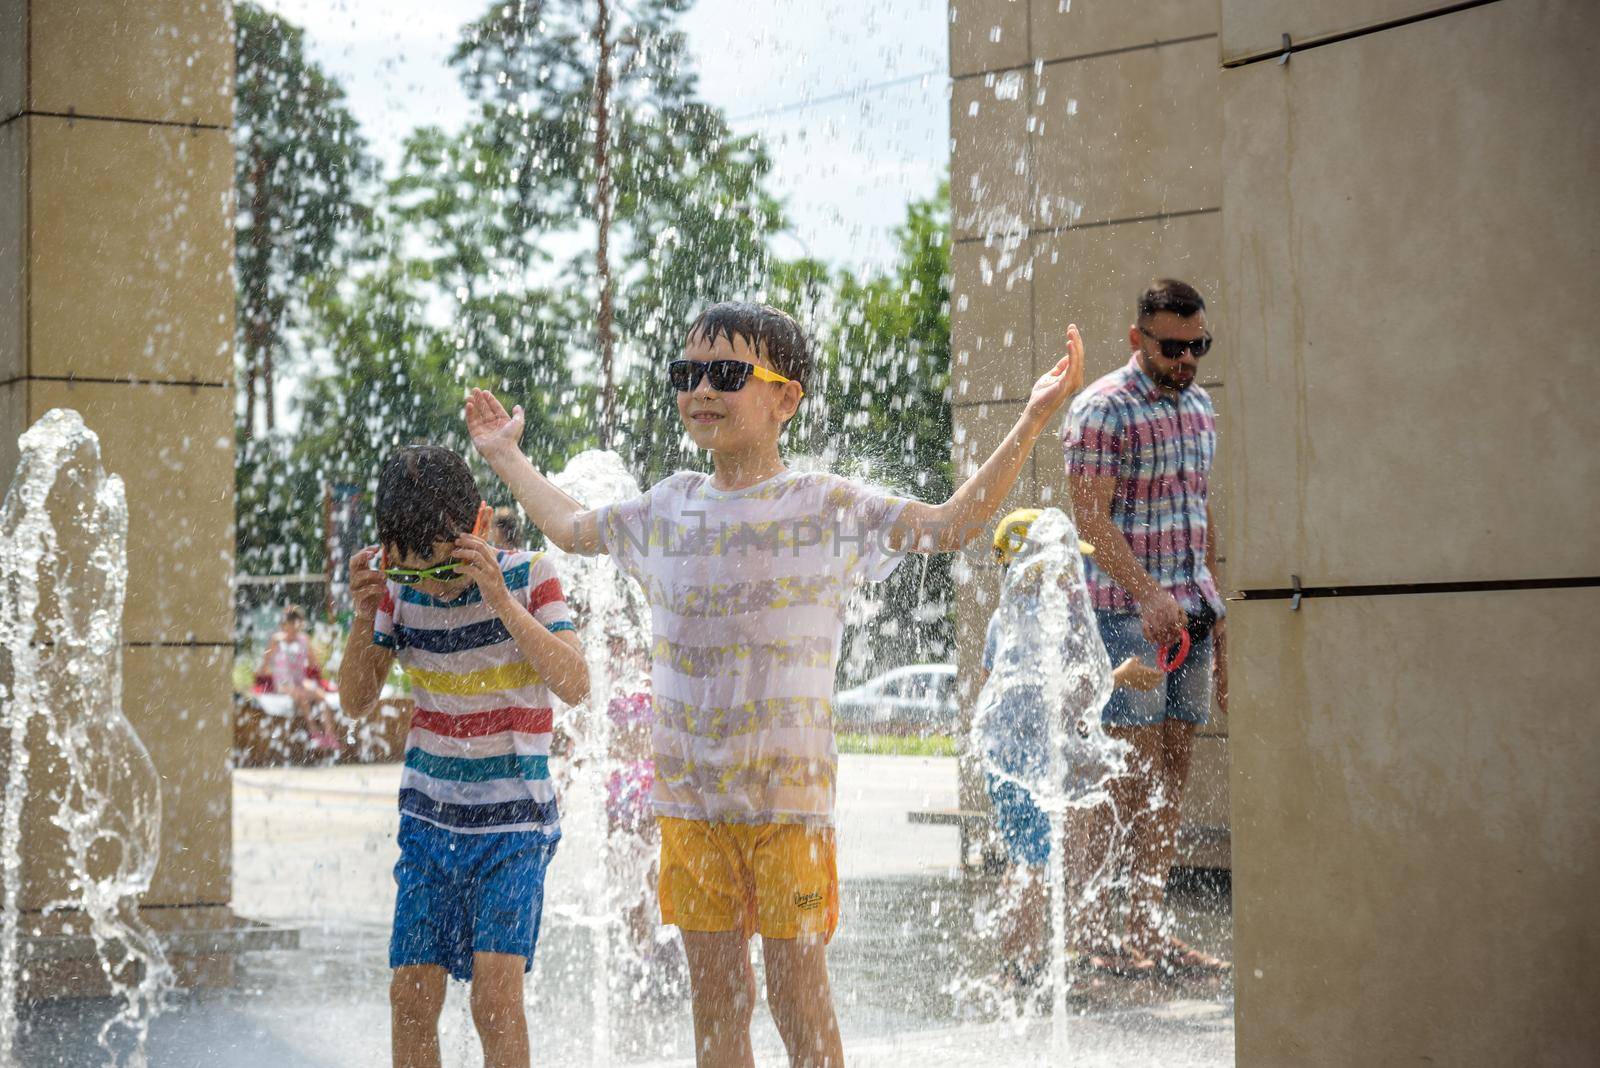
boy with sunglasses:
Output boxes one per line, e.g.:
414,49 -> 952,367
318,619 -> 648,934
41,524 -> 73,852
465,301 -> 1084,1068
337,444 -> 589,1068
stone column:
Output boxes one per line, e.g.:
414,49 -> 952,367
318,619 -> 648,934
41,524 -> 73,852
1219,0 -> 1600,1060
2,0 -> 275,990
946,0 -> 1230,865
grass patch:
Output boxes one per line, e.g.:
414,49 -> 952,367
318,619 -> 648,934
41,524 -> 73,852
836,732 -> 956,757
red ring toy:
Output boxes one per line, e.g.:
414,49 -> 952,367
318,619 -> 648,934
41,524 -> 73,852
1157,630 -> 1192,673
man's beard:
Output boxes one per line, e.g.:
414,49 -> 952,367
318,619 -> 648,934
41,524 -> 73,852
1145,357 -> 1195,391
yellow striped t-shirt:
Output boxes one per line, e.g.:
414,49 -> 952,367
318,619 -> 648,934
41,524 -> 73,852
594,470 -> 907,826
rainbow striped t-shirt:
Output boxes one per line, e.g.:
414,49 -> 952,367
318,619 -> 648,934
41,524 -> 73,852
373,549 -> 574,838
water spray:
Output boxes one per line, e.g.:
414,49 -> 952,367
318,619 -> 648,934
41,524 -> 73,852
0,410 -> 173,1067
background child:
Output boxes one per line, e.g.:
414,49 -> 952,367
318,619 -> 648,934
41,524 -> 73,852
337,444 -> 588,1068
601,638 -> 686,995
487,505 -> 523,550
556,566 -> 680,997
257,604 -> 339,750
465,300 -> 1083,1067
978,508 -> 1164,991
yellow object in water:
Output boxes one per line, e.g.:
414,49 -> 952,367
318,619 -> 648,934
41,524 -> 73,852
992,507 -> 1095,565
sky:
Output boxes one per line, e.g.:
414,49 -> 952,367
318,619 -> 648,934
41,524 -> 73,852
257,0 -> 952,271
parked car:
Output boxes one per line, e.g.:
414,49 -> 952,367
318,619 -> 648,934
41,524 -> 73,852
834,663 -> 959,735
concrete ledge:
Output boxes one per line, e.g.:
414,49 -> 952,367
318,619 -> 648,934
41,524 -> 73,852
909,808 -> 1232,872
232,696 -> 411,768
18,905 -> 298,1000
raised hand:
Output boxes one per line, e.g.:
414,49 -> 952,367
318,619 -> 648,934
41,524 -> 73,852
349,546 -> 386,619
465,388 -> 526,460
1026,323 -> 1086,423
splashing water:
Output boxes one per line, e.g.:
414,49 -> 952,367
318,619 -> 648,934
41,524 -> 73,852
541,449 -> 658,1066
0,410 -> 173,1066
971,507 -> 1128,1059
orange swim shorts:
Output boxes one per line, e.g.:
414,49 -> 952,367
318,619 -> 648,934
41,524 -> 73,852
657,817 -> 839,942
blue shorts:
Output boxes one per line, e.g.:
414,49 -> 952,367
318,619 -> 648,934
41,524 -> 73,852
390,816 -> 558,981
1096,609 -> 1214,729
987,774 -> 1051,868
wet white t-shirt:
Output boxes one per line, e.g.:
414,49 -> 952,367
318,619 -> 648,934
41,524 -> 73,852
595,470 -> 907,826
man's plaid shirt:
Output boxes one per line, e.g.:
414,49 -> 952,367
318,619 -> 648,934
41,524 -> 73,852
1062,355 -> 1224,616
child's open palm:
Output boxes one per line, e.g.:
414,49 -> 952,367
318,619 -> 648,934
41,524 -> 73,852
1026,323 -> 1086,421
1113,656 -> 1165,692
466,388 -> 525,459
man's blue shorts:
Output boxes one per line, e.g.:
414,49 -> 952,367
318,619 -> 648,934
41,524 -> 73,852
987,774 -> 1051,868
390,815 -> 558,981
1096,609 -> 1214,729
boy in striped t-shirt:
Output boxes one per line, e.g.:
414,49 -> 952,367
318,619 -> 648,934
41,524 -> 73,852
467,302 -> 1083,1067
339,445 -> 588,1068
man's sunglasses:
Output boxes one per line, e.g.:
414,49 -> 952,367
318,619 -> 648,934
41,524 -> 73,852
379,503 -> 491,585
668,359 -> 802,395
1139,327 -> 1213,360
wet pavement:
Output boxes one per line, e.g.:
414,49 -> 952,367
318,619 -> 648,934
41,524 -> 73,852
16,756 -> 1232,1066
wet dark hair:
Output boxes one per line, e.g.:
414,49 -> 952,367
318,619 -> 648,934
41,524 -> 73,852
1137,279 -> 1206,325
376,445 -> 480,561
686,301 -> 812,396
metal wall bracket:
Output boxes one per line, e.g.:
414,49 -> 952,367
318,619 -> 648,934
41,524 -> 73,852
1290,574 -> 1303,610
1278,33 -> 1292,65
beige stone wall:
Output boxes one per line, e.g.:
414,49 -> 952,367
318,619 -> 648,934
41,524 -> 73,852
1220,0 -> 1600,1060
947,0 -> 1229,863
1,1 -> 235,909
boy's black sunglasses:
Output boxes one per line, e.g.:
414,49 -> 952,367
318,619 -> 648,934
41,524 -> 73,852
668,359 -> 799,394
1139,327 -> 1213,360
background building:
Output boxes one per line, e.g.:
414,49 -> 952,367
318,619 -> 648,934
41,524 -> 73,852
949,0 -> 1600,1061
947,0 -> 1229,868
2,0 -> 257,988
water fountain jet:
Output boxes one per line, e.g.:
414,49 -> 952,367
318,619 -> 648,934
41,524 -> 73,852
972,506 -> 1129,1060
0,409 -> 173,1067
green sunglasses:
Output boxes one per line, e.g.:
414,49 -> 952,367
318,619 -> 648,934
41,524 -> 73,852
377,503 -> 493,585
381,561 -> 464,585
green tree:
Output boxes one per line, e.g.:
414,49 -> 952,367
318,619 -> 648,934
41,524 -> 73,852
771,184 -> 955,676
293,267 -> 463,505
234,1 -> 372,435
387,124 -> 597,473
822,188 -> 953,500
427,0 -> 783,471
273,239 -> 595,568
233,259 -> 452,576
233,3 -> 373,576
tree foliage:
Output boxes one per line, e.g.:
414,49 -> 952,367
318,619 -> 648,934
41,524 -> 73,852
231,4 -> 957,675
234,1 -> 374,575
795,186 -> 956,673
441,0 -> 784,476
233,1 -> 373,435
